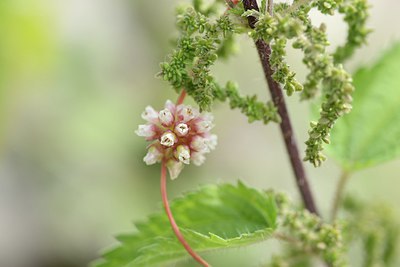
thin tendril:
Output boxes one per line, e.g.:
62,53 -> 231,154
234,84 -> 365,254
160,161 -> 210,267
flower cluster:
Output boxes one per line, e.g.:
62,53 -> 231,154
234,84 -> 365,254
136,100 -> 217,179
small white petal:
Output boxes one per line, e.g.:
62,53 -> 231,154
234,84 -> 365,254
196,120 -> 214,133
166,160 -> 184,180
160,132 -> 177,147
202,113 -> 214,122
190,136 -> 209,153
143,147 -> 162,165
165,100 -> 176,112
175,145 -> 190,164
158,109 -> 174,126
141,106 -> 158,123
191,152 -> 206,166
205,134 -> 218,151
175,123 -> 189,136
135,124 -> 155,137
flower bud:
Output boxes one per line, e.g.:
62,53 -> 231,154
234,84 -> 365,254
175,123 -> 189,136
141,106 -> 158,123
166,159 -> 184,180
175,145 -> 190,164
143,146 -> 162,165
135,124 -> 155,137
159,108 -> 174,126
160,132 -> 177,147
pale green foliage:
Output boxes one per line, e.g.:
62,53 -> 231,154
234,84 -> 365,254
327,44 -> 400,171
342,196 -> 400,267
93,182 -> 278,267
265,202 -> 347,267
160,3 -> 280,124
213,81 -> 280,123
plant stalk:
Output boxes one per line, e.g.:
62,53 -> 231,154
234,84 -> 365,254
242,0 -> 318,215
176,89 -> 187,105
160,161 -> 210,267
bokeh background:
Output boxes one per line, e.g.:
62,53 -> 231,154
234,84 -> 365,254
1,0 -> 399,266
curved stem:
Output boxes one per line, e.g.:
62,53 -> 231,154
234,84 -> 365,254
160,161 -> 210,267
176,89 -> 187,105
330,171 -> 350,221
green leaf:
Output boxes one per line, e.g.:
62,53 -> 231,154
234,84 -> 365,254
327,43 -> 400,171
92,182 -> 278,267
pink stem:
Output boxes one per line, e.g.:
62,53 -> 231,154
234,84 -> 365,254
160,161 -> 210,267
176,89 -> 187,105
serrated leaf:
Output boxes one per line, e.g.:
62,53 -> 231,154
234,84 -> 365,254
93,182 -> 278,267
327,44 -> 400,171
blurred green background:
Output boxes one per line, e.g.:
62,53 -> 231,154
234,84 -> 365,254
1,0 -> 399,266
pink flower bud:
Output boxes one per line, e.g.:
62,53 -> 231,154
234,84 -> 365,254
158,108 -> 174,126
143,146 -> 163,165
141,106 -> 158,123
175,123 -> 189,136
177,105 -> 198,122
135,124 -> 155,137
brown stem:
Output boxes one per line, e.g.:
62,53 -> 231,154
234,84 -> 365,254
160,161 -> 210,267
242,0 -> 318,215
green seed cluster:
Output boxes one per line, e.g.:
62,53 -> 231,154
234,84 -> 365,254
160,3 -> 279,124
248,12 -> 305,96
274,208 -> 347,267
261,193 -> 346,267
161,0 -> 369,167
334,0 -> 371,62
304,65 -> 354,166
214,81 -> 280,124
248,0 -> 368,166
283,210 -> 346,266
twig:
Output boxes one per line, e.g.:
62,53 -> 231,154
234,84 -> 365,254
242,0 -> 319,215
176,89 -> 187,105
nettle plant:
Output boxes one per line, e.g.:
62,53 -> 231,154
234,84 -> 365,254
93,0 -> 400,266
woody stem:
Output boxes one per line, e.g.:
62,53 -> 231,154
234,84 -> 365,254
242,0 -> 319,215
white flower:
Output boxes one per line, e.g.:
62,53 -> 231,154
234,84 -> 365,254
160,132 -> 177,147
137,100 -> 217,179
175,123 -> 189,136
143,147 -> 163,165
158,108 -> 174,126
135,124 -> 155,137
175,145 -> 190,164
